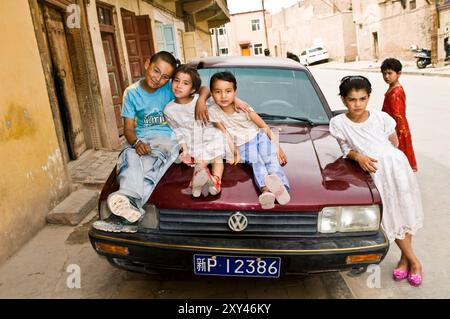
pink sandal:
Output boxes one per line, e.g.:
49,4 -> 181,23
407,265 -> 423,287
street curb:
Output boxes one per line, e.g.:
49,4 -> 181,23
315,66 -> 450,78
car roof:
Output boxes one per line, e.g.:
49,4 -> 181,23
189,56 -> 308,71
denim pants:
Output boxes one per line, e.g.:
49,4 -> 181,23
114,135 -> 179,212
238,131 -> 290,191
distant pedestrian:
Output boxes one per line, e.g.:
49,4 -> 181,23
329,75 -> 424,286
380,58 -> 418,171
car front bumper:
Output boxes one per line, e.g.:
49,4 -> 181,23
89,228 -> 389,275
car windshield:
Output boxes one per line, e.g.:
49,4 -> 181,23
198,67 -> 330,124
309,47 -> 323,53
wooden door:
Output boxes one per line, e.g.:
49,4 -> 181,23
121,9 -> 143,83
136,15 -> 155,66
121,9 -> 155,83
182,32 -> 197,62
101,32 -> 123,133
241,46 -> 250,56
43,4 -> 86,159
163,24 -> 177,57
155,22 -> 166,52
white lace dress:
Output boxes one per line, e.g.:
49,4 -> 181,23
164,95 -> 226,161
329,110 -> 423,242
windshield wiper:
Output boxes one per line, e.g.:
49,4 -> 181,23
258,113 -> 316,126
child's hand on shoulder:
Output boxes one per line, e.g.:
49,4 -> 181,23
234,97 -> 253,113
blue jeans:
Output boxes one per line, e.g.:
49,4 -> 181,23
114,135 -> 179,212
238,131 -> 290,191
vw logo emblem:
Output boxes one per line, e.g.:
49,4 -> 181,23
228,212 -> 248,232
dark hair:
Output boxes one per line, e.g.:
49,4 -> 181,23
286,51 -> 300,63
339,75 -> 372,97
210,71 -> 237,91
149,51 -> 179,76
173,64 -> 201,94
380,58 -> 402,73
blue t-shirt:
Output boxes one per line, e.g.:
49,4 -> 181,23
121,80 -> 175,139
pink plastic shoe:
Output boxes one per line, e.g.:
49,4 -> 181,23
392,261 -> 409,281
407,266 -> 423,287
392,267 -> 409,281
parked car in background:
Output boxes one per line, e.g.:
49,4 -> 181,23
89,56 -> 389,278
299,46 -> 329,65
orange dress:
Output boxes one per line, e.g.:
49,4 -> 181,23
382,86 -> 418,171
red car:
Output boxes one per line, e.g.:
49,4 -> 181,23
89,56 -> 389,278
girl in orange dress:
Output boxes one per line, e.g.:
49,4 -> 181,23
381,58 -> 418,171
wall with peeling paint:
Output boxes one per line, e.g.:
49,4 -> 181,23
0,0 -> 71,265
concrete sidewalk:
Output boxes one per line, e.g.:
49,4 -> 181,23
312,60 -> 450,77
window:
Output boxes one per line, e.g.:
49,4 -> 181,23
97,6 -> 112,26
409,0 -> 416,10
254,43 -> 263,55
218,28 -> 226,35
197,68 -> 329,124
220,48 -> 229,55
251,19 -> 261,31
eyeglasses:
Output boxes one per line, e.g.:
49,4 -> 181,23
151,66 -> 171,81
340,75 -> 370,83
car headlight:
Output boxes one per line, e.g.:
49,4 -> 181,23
318,205 -> 380,233
140,203 -> 159,229
99,200 -> 159,229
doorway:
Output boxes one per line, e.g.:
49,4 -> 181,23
98,3 -> 125,135
240,44 -> 250,56
37,1 -> 87,161
372,32 -> 379,60
121,9 -> 155,83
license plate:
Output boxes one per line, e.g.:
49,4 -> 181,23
193,255 -> 281,278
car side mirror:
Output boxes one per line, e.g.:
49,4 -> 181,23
332,110 -> 347,117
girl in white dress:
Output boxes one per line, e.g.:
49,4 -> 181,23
329,76 -> 424,286
164,65 -> 225,197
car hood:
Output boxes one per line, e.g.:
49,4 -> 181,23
150,124 -> 376,211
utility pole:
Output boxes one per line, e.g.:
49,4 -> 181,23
215,27 -> 220,56
261,0 -> 269,51
430,0 -> 441,67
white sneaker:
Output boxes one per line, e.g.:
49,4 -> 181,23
258,192 -> 276,209
107,193 -> 142,223
265,174 -> 290,205
93,217 -> 138,233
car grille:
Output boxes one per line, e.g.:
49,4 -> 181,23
158,209 -> 318,237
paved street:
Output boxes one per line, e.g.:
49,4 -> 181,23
310,66 -> 450,298
0,209 -> 351,298
0,66 -> 449,299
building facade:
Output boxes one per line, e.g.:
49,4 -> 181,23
227,10 -> 269,56
211,24 -> 232,56
437,0 -> 450,65
267,0 -> 357,62
0,0 -> 229,265
351,0 -> 434,61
